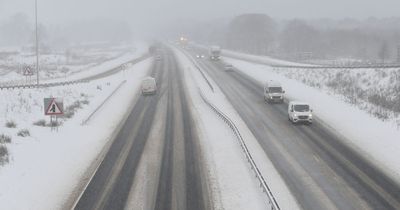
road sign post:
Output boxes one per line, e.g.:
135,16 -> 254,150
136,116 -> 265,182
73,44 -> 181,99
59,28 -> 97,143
44,98 -> 64,131
23,66 -> 34,84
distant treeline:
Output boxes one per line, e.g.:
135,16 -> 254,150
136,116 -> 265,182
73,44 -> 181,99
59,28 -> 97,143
184,14 -> 400,63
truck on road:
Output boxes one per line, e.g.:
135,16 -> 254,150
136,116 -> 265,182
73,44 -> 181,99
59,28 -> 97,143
209,46 -> 221,61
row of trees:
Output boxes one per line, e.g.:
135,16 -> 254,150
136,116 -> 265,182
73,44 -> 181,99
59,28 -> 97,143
189,14 -> 400,63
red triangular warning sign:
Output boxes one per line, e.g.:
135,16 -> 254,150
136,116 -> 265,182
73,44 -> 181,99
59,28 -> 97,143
23,66 -> 33,76
45,99 -> 63,115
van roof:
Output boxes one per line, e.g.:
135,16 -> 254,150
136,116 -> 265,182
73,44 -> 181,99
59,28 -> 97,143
143,76 -> 155,80
265,80 -> 281,87
289,101 -> 310,105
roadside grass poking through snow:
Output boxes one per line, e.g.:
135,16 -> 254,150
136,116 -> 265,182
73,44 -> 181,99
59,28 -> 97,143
0,134 -> 11,165
33,119 -> 47,127
64,98 -> 89,119
272,67 -> 400,126
17,129 -> 30,137
32,119 -> 62,127
5,120 -> 17,128
0,145 -> 9,165
0,134 -> 12,144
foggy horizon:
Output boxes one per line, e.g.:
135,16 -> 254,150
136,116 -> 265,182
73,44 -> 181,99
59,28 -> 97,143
1,0 -> 400,26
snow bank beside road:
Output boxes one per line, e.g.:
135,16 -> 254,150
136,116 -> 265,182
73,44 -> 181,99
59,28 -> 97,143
191,43 -> 313,67
225,57 -> 400,184
0,42 -> 149,85
268,66 -> 400,126
222,48 -> 316,67
0,58 -> 152,209
61,42 -> 148,81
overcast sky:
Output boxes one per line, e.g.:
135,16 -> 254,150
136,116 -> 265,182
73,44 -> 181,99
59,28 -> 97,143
1,0 -> 400,26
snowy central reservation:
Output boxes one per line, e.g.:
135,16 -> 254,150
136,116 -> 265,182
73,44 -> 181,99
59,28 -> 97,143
0,42 -> 399,210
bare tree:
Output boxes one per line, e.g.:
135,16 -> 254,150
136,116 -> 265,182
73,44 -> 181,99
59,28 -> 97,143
280,20 -> 321,57
226,14 -> 276,55
0,13 -> 32,46
379,41 -> 389,63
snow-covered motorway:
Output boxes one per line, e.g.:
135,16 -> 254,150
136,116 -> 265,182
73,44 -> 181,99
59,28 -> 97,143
73,47 -> 208,210
187,47 -> 400,210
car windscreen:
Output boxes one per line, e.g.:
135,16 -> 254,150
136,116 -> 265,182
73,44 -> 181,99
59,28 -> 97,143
142,79 -> 155,86
269,87 -> 282,93
294,104 -> 310,112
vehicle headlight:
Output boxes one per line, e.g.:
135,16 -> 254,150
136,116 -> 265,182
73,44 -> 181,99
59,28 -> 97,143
309,114 -> 313,117
293,114 -> 297,117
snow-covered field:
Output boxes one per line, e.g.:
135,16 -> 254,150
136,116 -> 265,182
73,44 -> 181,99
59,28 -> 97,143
0,42 -> 148,85
268,66 -> 400,125
174,47 -> 300,210
190,43 -> 314,67
0,57 -> 152,209
224,57 -> 400,186
221,48 -> 317,67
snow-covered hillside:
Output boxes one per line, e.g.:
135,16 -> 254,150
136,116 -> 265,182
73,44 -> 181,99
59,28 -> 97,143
269,66 -> 400,126
0,42 -> 148,85
0,56 -> 152,209
224,57 -> 400,185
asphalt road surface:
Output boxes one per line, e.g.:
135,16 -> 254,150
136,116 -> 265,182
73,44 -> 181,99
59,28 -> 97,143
73,47 -> 208,210
188,47 -> 400,210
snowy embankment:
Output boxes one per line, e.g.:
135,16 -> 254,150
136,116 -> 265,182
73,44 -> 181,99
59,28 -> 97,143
191,43 -> 314,67
268,66 -> 400,126
173,47 -> 300,210
0,42 -> 149,85
0,57 -> 152,209
221,49 -> 317,67
224,57 -> 400,185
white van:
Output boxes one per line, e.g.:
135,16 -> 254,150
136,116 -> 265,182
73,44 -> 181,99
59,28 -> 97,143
224,63 -> 234,72
288,101 -> 313,124
264,81 -> 285,103
141,77 -> 157,95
